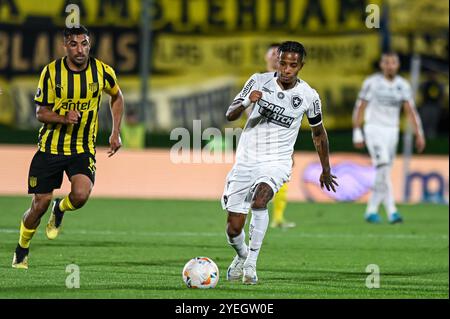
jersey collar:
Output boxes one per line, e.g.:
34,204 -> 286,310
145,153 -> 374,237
63,56 -> 90,74
273,76 -> 300,92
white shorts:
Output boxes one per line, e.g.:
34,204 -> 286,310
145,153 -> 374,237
364,124 -> 399,167
221,164 -> 291,214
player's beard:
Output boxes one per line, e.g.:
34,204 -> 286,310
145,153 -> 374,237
70,55 -> 88,68
384,71 -> 396,80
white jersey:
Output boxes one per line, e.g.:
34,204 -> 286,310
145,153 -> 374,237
232,72 -> 322,167
358,73 -> 413,128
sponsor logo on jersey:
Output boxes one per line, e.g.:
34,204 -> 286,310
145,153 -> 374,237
292,95 -> 303,109
257,99 -> 294,128
240,79 -> 255,98
60,99 -> 94,111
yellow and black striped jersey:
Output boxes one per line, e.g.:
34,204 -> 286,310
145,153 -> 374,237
34,56 -> 120,156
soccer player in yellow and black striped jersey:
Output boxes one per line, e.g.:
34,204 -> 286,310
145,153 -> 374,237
12,25 -> 125,269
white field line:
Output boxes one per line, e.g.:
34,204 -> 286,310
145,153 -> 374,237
0,228 -> 447,240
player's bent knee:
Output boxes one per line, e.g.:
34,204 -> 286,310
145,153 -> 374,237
251,183 -> 274,209
70,189 -> 91,208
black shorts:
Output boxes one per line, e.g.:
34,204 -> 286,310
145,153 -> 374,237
28,151 -> 96,194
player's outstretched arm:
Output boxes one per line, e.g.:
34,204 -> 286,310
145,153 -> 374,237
36,105 -> 80,125
226,90 -> 262,121
107,89 -> 124,157
311,123 -> 338,192
352,99 -> 367,149
403,100 -> 426,153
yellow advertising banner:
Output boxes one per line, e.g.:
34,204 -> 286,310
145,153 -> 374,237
154,34 -> 381,75
391,33 -> 448,60
0,79 -> 14,124
1,0 -> 383,33
0,0 -> 141,26
388,0 -> 449,32
154,34 -> 380,129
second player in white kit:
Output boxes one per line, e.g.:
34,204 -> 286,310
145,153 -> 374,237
352,52 -> 426,224
222,41 -> 338,284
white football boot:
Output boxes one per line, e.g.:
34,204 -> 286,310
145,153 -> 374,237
226,255 -> 246,281
242,263 -> 258,285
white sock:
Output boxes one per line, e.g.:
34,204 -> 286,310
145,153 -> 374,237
366,165 -> 388,215
246,208 -> 269,266
227,230 -> 248,259
382,166 -> 397,217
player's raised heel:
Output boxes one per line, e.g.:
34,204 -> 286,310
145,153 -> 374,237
389,212 -> 403,224
12,244 -> 29,269
46,198 -> 64,240
227,255 -> 246,281
365,213 -> 381,224
242,264 -> 258,285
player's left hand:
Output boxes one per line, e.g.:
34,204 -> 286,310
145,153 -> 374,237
108,132 -> 122,157
320,171 -> 338,192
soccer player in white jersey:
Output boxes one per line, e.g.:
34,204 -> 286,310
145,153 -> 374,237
352,52 -> 426,224
222,41 -> 338,284
264,43 -> 296,230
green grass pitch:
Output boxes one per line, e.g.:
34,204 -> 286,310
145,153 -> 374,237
0,196 -> 448,298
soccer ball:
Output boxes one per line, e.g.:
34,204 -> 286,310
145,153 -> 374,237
182,257 -> 219,289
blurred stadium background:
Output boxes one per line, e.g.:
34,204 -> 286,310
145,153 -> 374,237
0,0 -> 447,203
0,0 -> 448,298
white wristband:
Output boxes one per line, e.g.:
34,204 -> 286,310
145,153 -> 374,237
352,127 -> 364,144
241,96 -> 252,108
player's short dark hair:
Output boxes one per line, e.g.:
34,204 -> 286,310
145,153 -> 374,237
381,51 -> 399,59
278,41 -> 307,63
63,25 -> 89,39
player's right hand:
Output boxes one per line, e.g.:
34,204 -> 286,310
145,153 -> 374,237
63,110 -> 81,124
249,90 -> 262,103
353,142 -> 365,149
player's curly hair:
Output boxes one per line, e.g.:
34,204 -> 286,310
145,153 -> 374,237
278,41 -> 307,63
63,25 -> 89,39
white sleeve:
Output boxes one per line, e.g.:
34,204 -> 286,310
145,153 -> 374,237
232,73 -> 259,103
306,90 -> 323,127
401,80 -> 413,102
226,74 -> 260,115
358,77 -> 373,101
